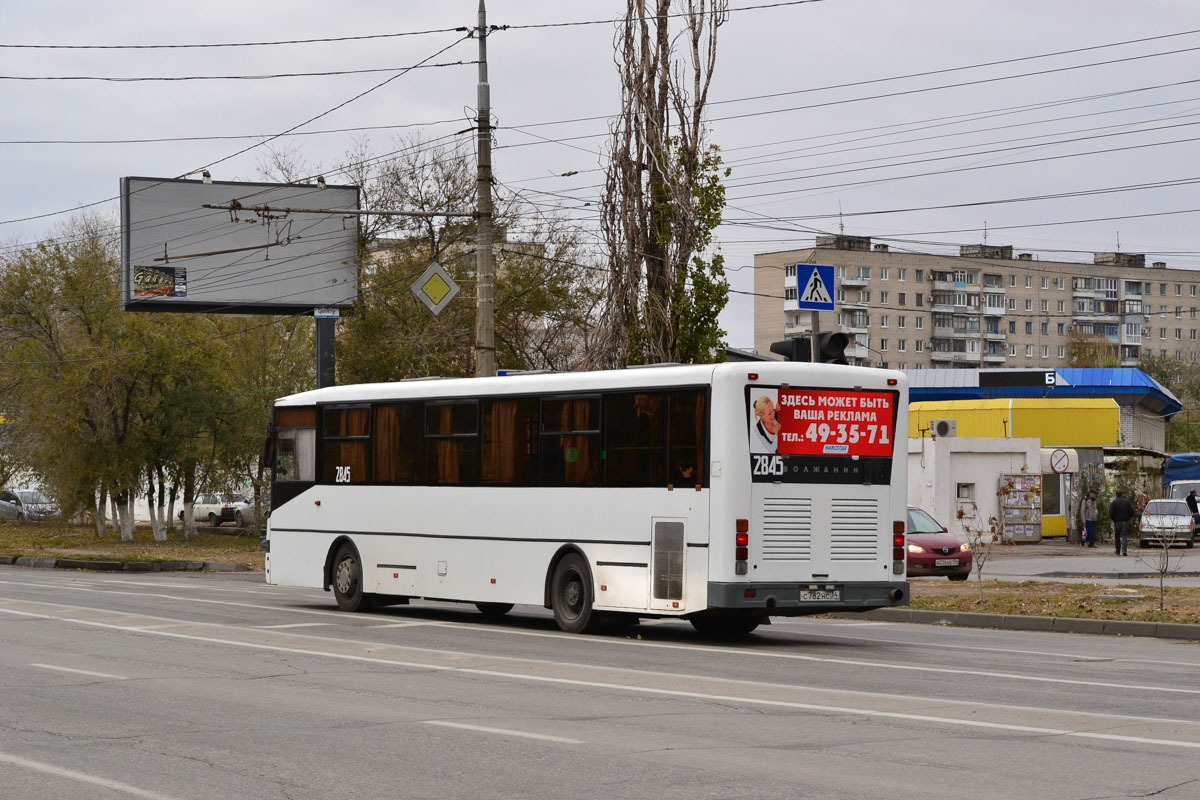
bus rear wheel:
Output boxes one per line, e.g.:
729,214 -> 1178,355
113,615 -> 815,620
689,613 -> 761,637
332,543 -> 372,612
550,553 -> 596,633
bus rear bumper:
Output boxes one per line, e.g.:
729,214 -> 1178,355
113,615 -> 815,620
706,581 -> 909,616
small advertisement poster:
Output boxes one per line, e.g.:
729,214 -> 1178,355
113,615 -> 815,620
750,388 -> 895,458
132,265 -> 187,298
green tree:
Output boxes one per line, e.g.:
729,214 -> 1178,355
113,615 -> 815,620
600,0 -> 731,367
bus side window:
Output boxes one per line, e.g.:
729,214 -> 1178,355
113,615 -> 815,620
322,406 -> 370,485
274,407 -> 316,483
603,392 -> 665,487
482,398 -> 539,486
375,403 -> 425,485
425,401 -> 480,486
541,397 -> 600,487
667,390 -> 706,487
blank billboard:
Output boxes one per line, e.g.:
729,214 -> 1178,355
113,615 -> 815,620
121,176 -> 360,314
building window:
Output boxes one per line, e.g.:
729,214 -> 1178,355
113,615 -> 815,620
1041,299 -> 1049,312
1009,274 -> 1016,287
1057,278 -> 1065,290
1009,344 -> 1016,356
1057,300 -> 1065,312
1009,321 -> 1016,333
784,287 -> 797,300
880,315 -> 889,328
785,264 -> 796,277
880,291 -> 889,304
915,317 -> 925,329
1041,322 -> 1049,335
1057,323 -> 1064,335
898,292 -> 906,305
837,266 -> 848,278
1191,330 -> 1197,341
1041,277 -> 1049,290
1025,345 -> 1033,357
1161,328 -> 1167,339
1041,345 -> 1049,358
898,339 -> 906,352
1161,283 -> 1168,295
898,268 -> 907,281
1025,322 -> 1033,334
1192,285 -> 1197,297
1025,299 -> 1033,311
915,270 -> 924,282
1026,276 -> 1033,289
916,294 -> 924,307
1008,298 -> 1016,309
1177,306 -> 1183,318
880,339 -> 888,351
880,268 -> 889,280
1177,284 -> 1183,296
1057,346 -> 1065,358
1177,329 -> 1183,340
837,289 -> 846,302
898,315 -> 906,328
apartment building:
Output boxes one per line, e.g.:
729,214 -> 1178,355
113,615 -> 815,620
753,235 -> 1200,369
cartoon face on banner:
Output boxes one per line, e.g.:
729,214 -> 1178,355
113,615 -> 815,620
775,389 -> 895,457
748,389 -> 780,454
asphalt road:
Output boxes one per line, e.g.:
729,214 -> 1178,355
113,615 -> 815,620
0,566 -> 1198,800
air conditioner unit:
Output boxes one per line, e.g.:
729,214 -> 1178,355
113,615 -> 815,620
931,419 -> 957,438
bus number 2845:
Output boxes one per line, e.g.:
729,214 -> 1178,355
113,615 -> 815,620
752,455 -> 785,476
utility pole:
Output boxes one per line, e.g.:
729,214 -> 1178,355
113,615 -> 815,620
474,0 -> 496,377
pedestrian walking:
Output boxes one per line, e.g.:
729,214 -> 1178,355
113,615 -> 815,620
1186,489 -> 1199,530
1082,491 -> 1098,547
1109,491 -> 1135,556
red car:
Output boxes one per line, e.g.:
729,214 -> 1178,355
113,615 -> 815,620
906,507 -> 972,580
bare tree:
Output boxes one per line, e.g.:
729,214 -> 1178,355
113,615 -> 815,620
1132,512 -> 1189,611
599,0 -> 730,367
958,506 -> 1002,603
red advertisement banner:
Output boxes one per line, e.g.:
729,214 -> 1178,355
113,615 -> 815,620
775,389 -> 894,457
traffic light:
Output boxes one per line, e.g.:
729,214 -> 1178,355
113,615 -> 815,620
770,333 -> 850,364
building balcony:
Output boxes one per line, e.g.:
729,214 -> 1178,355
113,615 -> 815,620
1121,335 -> 1142,346
984,331 -> 1006,341
982,305 -> 1006,316
983,353 -> 1007,363
931,302 -> 955,313
951,329 -> 981,338
839,276 -> 868,288
933,324 -> 954,337
951,352 -> 983,363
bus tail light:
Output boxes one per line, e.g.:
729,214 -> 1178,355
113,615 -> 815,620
736,519 -> 749,575
893,528 -> 906,574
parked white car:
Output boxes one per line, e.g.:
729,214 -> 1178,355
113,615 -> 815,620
178,494 -> 237,527
1139,498 -> 1195,548
0,488 -> 61,522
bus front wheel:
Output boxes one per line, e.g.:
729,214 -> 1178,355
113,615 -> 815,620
332,543 -> 372,612
550,553 -> 596,633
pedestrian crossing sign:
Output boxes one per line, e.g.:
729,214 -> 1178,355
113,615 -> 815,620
795,264 -> 836,310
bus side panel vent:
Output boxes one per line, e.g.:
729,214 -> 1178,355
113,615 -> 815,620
652,521 -> 685,600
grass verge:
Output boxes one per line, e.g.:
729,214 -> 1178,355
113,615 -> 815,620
0,522 -> 263,571
910,579 -> 1200,625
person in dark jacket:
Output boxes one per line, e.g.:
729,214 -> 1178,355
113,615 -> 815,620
1108,491 -> 1136,556
1186,489 -> 1199,528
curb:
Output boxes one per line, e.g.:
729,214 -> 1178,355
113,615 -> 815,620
5,556 -> 247,573
834,608 -> 1200,641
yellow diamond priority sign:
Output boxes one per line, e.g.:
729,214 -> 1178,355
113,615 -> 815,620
411,261 -> 460,315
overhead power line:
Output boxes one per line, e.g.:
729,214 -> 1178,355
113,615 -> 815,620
0,60 -> 474,82
0,26 -> 469,50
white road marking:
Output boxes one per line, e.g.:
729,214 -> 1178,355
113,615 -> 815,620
366,622 -> 431,628
1,573 -> 1196,676
0,752 -> 179,799
253,622 -> 330,629
1,600 -> 1198,752
29,663 -> 126,680
424,720 -> 582,744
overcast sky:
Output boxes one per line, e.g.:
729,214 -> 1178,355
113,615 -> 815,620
4,0 -> 1199,349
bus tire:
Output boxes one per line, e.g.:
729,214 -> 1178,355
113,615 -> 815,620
332,542 -> 372,612
475,602 -> 514,618
550,553 -> 596,633
689,613 -> 761,637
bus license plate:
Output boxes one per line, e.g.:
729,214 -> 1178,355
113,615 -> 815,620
800,589 -> 840,602
935,558 -> 960,567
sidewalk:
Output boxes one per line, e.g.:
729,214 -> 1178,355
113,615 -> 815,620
984,540 -> 1200,587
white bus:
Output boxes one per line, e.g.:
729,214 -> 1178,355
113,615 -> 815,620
264,361 -> 909,635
